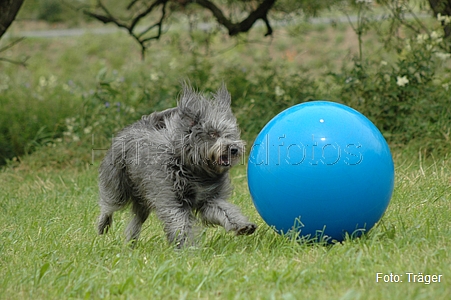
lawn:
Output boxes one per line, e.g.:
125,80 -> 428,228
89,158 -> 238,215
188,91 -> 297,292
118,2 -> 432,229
0,149 -> 450,299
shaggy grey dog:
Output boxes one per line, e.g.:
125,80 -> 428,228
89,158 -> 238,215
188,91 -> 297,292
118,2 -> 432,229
97,84 -> 256,247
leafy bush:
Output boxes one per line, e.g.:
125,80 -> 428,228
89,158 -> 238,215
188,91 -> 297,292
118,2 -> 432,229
0,75 -> 76,165
329,4 -> 451,153
37,0 -> 64,23
224,62 -> 320,142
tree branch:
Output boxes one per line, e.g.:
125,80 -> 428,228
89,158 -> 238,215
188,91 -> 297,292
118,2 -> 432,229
0,37 -> 28,66
83,0 -> 276,56
0,56 -> 28,66
130,0 -> 167,31
0,36 -> 24,52
194,0 -> 276,36
127,0 -> 140,10
262,15 -> 273,36
83,0 -> 169,58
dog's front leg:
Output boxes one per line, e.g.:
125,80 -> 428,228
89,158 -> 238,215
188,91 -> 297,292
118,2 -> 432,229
155,203 -> 195,248
199,200 -> 257,235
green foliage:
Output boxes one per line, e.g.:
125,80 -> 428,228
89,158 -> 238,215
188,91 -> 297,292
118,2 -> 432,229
37,0 -> 64,23
224,62 -> 319,141
18,0 -> 88,26
0,75 -> 76,165
330,1 -> 451,153
3,0 -> 451,166
331,37 -> 451,144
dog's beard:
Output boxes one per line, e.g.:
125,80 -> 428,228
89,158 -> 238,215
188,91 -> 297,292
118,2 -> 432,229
208,139 -> 245,169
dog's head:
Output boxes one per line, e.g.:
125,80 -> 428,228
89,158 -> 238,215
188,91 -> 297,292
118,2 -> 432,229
175,84 -> 245,174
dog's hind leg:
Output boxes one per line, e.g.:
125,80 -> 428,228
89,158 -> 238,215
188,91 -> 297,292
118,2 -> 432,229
125,201 -> 151,245
98,211 -> 113,235
97,166 -> 132,235
97,200 -> 123,235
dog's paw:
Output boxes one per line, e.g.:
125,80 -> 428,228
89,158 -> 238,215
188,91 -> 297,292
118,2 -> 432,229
236,223 -> 257,236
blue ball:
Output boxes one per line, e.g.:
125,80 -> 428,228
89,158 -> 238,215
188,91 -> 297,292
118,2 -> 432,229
247,101 -> 394,242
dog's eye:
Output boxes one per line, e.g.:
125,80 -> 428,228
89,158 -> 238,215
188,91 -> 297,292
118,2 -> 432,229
209,132 -> 219,139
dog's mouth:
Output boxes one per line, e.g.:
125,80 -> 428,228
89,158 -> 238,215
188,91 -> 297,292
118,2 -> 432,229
219,155 -> 231,167
213,145 -> 242,168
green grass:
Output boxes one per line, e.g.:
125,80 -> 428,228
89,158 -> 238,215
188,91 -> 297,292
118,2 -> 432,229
1,148 -> 450,299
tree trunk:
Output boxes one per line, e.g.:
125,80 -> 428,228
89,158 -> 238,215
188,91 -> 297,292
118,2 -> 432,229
0,0 -> 25,39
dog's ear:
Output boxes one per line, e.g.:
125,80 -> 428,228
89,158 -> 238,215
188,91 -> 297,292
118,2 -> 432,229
178,84 -> 200,127
214,83 -> 232,108
179,108 -> 199,128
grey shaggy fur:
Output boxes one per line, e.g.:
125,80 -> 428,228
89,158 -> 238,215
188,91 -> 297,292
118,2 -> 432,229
97,84 -> 257,247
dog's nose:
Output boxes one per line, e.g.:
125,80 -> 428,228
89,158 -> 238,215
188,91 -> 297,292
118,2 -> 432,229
230,147 -> 239,155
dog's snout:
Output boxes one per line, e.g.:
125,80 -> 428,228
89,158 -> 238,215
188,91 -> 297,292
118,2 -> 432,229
230,146 -> 239,155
